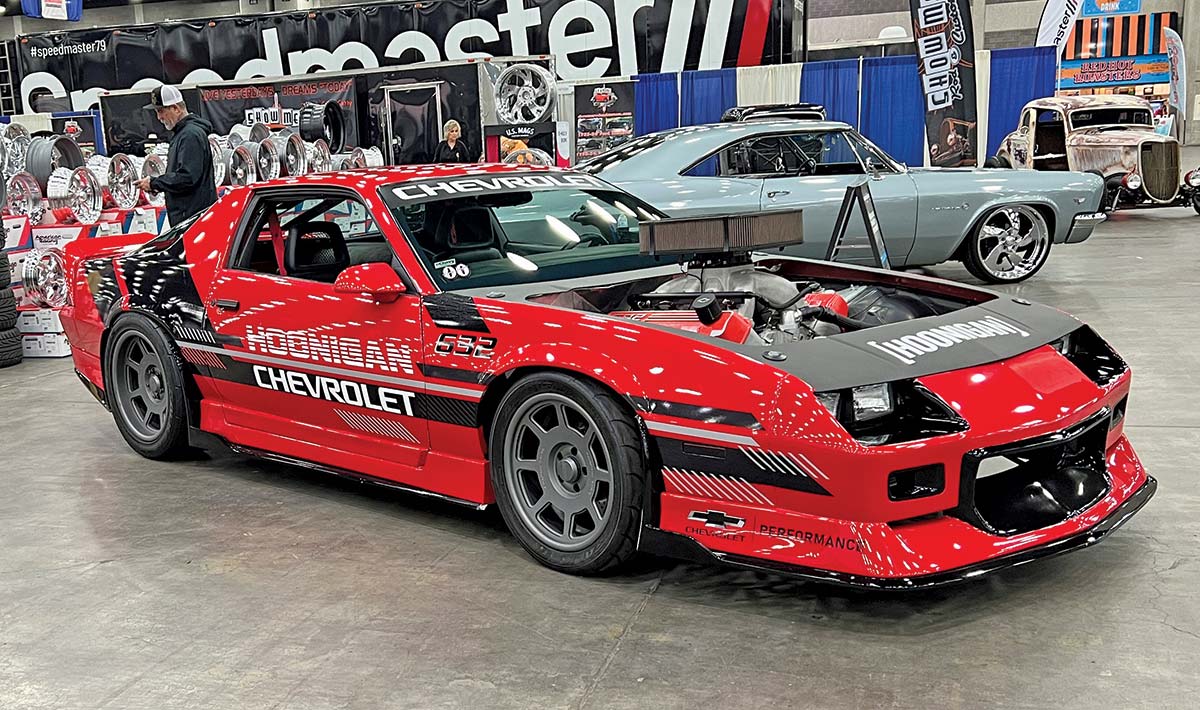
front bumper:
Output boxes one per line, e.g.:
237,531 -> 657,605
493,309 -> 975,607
1066,212 -> 1106,244
639,474 -> 1156,590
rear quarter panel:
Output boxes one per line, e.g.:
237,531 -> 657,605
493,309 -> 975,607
906,169 -> 1104,266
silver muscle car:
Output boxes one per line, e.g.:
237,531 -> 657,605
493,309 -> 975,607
991,95 -> 1200,214
578,121 -> 1106,283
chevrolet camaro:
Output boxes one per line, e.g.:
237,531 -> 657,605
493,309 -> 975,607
43,164 -> 1154,589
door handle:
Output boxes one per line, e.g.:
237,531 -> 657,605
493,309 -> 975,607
212,298 -> 240,312
767,190 -> 790,199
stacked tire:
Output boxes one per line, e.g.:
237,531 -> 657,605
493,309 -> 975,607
0,256 -> 20,368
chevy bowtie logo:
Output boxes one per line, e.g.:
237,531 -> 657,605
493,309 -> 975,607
688,510 -> 745,529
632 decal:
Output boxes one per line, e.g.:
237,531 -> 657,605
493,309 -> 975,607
434,334 -> 497,360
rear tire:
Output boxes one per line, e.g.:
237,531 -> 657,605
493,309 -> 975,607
0,327 -> 22,368
1192,193 -> 1200,216
489,372 -> 646,575
102,315 -> 190,459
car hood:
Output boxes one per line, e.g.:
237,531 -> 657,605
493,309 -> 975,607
462,269 -> 1081,392
707,296 -> 1080,391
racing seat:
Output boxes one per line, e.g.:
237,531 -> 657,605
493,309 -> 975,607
434,206 -> 504,264
285,221 -> 350,283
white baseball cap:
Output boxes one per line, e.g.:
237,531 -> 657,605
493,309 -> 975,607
143,85 -> 184,110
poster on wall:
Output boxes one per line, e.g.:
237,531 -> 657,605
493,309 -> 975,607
909,0 -> 977,167
16,1 -> 793,114
572,81 -> 636,161
199,77 -> 358,147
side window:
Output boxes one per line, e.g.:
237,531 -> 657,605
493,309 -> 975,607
717,137 -> 803,178
682,154 -> 719,177
232,194 -> 396,284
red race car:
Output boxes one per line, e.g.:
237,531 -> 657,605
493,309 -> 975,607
44,164 -> 1154,589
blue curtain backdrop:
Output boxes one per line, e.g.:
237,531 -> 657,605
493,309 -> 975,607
987,46 -> 1058,157
679,68 -> 738,127
859,55 -> 924,166
633,73 -> 680,136
799,59 -> 861,127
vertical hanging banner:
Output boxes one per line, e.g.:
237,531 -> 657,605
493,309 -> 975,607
1163,27 -> 1186,132
1036,1 -> 1085,50
910,0 -> 978,167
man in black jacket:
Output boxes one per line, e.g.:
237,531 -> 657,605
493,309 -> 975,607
135,85 -> 218,226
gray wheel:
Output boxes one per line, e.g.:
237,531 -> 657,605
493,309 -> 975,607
964,205 -> 1051,284
103,316 -> 189,459
504,393 -> 616,551
490,373 -> 645,574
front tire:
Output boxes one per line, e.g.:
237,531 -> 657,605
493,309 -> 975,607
103,315 -> 190,459
489,372 -> 646,575
1192,193 -> 1200,216
962,205 -> 1051,284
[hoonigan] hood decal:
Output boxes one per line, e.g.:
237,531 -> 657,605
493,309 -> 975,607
719,297 -> 1081,392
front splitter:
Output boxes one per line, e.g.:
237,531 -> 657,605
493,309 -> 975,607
637,475 -> 1157,591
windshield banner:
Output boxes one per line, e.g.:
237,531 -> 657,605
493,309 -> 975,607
909,0 -> 978,167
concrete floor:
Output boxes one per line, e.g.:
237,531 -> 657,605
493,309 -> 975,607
3,182 -> 1199,710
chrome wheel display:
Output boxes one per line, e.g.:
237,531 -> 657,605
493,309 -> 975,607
209,134 -> 230,186
106,154 -> 142,210
110,329 -> 171,443
7,172 -> 45,223
4,133 -> 30,178
331,153 -> 353,170
494,63 -> 556,124
229,122 -> 271,147
22,249 -> 68,308
140,154 -> 166,207
228,145 -> 257,185
306,139 -> 331,174
349,146 -> 384,169
972,205 -> 1050,282
4,123 -> 30,141
257,130 -> 305,179
502,393 -> 615,552
298,101 -> 345,153
46,166 -> 103,224
26,135 -> 85,190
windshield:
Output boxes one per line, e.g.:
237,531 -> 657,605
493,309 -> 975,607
1071,108 -> 1152,129
381,176 -> 667,291
575,133 -> 669,176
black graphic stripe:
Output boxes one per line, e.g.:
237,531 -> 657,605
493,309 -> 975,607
655,437 -> 831,497
420,363 -> 494,385
634,397 -> 761,430
423,293 -> 490,333
184,349 -> 479,428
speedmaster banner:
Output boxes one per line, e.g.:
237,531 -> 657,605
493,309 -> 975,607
909,0 -> 978,167
17,0 -> 792,112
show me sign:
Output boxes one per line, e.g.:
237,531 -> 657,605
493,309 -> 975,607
19,0 -> 787,112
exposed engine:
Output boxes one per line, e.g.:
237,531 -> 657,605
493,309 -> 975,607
621,264 -> 961,346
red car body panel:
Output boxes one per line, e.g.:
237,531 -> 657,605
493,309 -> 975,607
57,164 -> 1154,588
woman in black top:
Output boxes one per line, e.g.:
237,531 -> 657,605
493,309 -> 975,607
433,119 -> 472,163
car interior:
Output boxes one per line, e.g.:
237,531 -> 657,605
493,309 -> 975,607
236,196 -> 398,283
1032,110 -> 1069,171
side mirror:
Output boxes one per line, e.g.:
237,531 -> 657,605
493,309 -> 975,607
334,263 -> 407,303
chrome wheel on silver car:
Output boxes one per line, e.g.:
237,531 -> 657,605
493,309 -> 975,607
964,205 -> 1051,284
